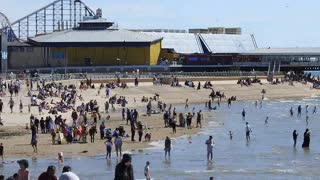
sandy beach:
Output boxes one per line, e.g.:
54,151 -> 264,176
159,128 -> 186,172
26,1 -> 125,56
0,79 -> 319,159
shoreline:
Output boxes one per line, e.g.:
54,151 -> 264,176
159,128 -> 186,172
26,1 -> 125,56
0,112 -> 209,159
0,80 -> 319,159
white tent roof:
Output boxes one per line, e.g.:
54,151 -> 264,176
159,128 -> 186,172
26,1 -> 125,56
201,34 -> 256,53
145,32 -> 256,54
144,32 -> 202,54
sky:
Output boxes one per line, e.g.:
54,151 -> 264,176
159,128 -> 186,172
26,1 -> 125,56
1,0 -> 319,48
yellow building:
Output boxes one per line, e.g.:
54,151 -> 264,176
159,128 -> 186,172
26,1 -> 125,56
28,19 -> 162,67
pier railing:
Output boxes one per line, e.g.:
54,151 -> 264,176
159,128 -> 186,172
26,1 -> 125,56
10,71 -> 281,81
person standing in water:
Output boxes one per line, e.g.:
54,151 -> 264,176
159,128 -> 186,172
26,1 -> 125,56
114,135 -> 123,158
293,130 -> 298,148
242,109 -> 246,120
114,154 -> 134,180
31,134 -> 38,153
208,100 -> 213,110
205,136 -> 214,161
265,117 -> 269,125
196,110 -> 203,128
302,129 -> 310,148
245,122 -> 252,142
313,106 -> 317,114
290,107 -> 294,117
0,143 -> 3,162
227,98 -> 231,108
105,139 -> 113,159
298,105 -> 302,117
144,161 -> 151,180
17,159 -> 30,180
229,131 -> 233,140
164,136 -> 171,159
306,115 -> 309,126
306,105 -> 309,114
185,99 -> 189,109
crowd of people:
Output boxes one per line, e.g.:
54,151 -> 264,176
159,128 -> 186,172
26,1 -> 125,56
0,71 -> 318,179
0,75 -> 215,179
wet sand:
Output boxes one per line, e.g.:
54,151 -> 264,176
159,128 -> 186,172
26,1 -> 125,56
0,79 -> 319,158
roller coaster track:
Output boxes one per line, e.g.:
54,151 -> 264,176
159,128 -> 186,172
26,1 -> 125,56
6,0 -> 95,41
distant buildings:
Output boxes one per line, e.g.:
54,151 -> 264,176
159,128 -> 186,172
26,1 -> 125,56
131,27 -> 242,35
189,27 -> 242,35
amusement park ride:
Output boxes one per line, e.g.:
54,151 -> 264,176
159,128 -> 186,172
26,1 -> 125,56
0,0 -> 95,74
1,0 -> 95,41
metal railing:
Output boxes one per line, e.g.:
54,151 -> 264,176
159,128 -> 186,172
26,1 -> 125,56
5,71 -> 284,81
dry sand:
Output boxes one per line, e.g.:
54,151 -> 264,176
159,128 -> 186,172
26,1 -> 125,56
0,79 -> 319,158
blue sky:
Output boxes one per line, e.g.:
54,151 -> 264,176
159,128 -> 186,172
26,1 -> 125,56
1,0 -> 319,47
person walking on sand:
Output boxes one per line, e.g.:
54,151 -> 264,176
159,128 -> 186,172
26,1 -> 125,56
19,100 -> 23,113
137,122 -> 143,142
131,124 -> 136,142
171,120 -> 177,134
105,87 -> 110,97
293,130 -> 298,148
89,125 -> 97,143
100,122 -> 105,139
205,136 -> 214,161
0,99 -> 3,113
8,98 -> 14,113
197,82 -> 201,90
105,101 -> 109,113
245,122 -> 252,142
165,136 -> 171,159
144,161 -> 151,180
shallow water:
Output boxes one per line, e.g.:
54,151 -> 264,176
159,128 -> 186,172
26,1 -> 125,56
1,98 -> 320,180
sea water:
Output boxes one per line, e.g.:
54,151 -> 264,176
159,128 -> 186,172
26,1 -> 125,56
1,98 -> 320,180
